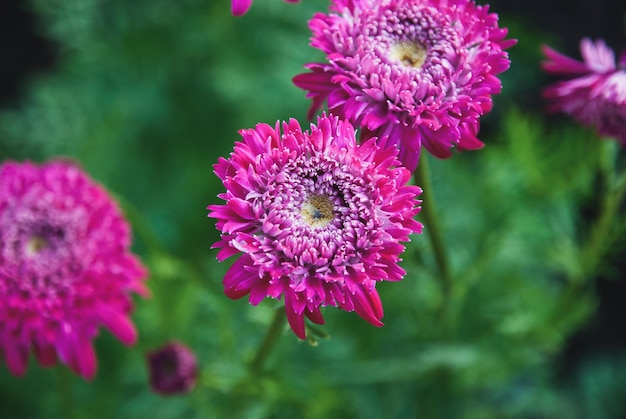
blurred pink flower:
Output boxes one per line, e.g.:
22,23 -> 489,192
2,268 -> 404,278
0,160 -> 148,379
231,0 -> 300,16
147,341 -> 198,395
293,0 -> 515,172
208,113 -> 422,339
542,38 -> 626,144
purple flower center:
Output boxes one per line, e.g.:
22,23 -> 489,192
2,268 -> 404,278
1,207 -> 83,295
254,153 -> 378,271
22,223 -> 67,258
368,6 -> 461,79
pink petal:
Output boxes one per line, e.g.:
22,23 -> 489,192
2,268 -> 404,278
285,298 -> 306,340
542,45 -> 589,75
34,341 -> 58,366
100,309 -> 137,346
352,286 -> 384,327
223,255 -> 258,299
231,0 -> 253,16
75,338 -> 97,380
4,339 -> 28,377
304,307 -> 325,325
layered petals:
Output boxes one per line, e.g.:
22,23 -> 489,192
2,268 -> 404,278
542,38 -> 626,145
293,0 -> 515,172
0,160 -> 148,379
208,114 -> 422,338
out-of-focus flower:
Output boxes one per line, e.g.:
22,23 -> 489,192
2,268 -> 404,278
293,0 -> 515,172
147,341 -> 198,395
231,0 -> 300,16
208,113 -> 422,339
0,160 -> 148,379
542,38 -> 626,144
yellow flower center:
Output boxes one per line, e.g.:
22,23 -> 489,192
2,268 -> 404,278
300,195 -> 334,228
25,235 -> 48,257
390,41 -> 427,68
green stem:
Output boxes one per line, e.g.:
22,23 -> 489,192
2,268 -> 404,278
580,162 -> 626,280
57,367 -> 74,419
553,142 -> 626,324
414,154 -> 452,302
249,307 -> 286,374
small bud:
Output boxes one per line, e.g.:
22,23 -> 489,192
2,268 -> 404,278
147,341 -> 198,395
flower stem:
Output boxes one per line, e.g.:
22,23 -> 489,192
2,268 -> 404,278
57,367 -> 74,419
579,154 -> 626,280
249,307 -> 286,373
552,141 -> 626,323
414,154 -> 452,302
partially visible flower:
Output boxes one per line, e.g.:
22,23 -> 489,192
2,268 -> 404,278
231,0 -> 300,16
208,113 -> 422,339
293,0 -> 515,172
542,38 -> 626,144
147,341 -> 198,395
0,160 -> 148,379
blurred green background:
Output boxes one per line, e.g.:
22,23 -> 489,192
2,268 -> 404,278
1,0 -> 626,417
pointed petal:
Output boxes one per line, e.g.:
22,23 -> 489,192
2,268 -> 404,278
285,296 -> 306,339
100,309 -> 137,346
304,307 -> 325,325
223,255 -> 258,299
231,0 -> 253,16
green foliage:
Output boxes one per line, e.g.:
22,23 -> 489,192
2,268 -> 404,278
1,0 -> 625,418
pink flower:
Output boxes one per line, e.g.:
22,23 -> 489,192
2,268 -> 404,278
147,341 -> 198,395
293,0 -> 515,172
231,0 -> 300,16
208,114 -> 422,339
542,38 -> 626,144
0,160 -> 148,379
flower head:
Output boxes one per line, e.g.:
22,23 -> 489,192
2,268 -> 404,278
208,113 -> 422,339
232,0 -> 300,16
542,38 -> 626,144
0,160 -> 148,379
147,341 -> 198,395
293,0 -> 515,172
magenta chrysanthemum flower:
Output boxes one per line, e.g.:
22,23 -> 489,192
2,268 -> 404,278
231,0 -> 300,16
0,160 -> 148,379
293,0 -> 515,172
147,341 -> 198,395
542,38 -> 626,144
208,113 -> 422,339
